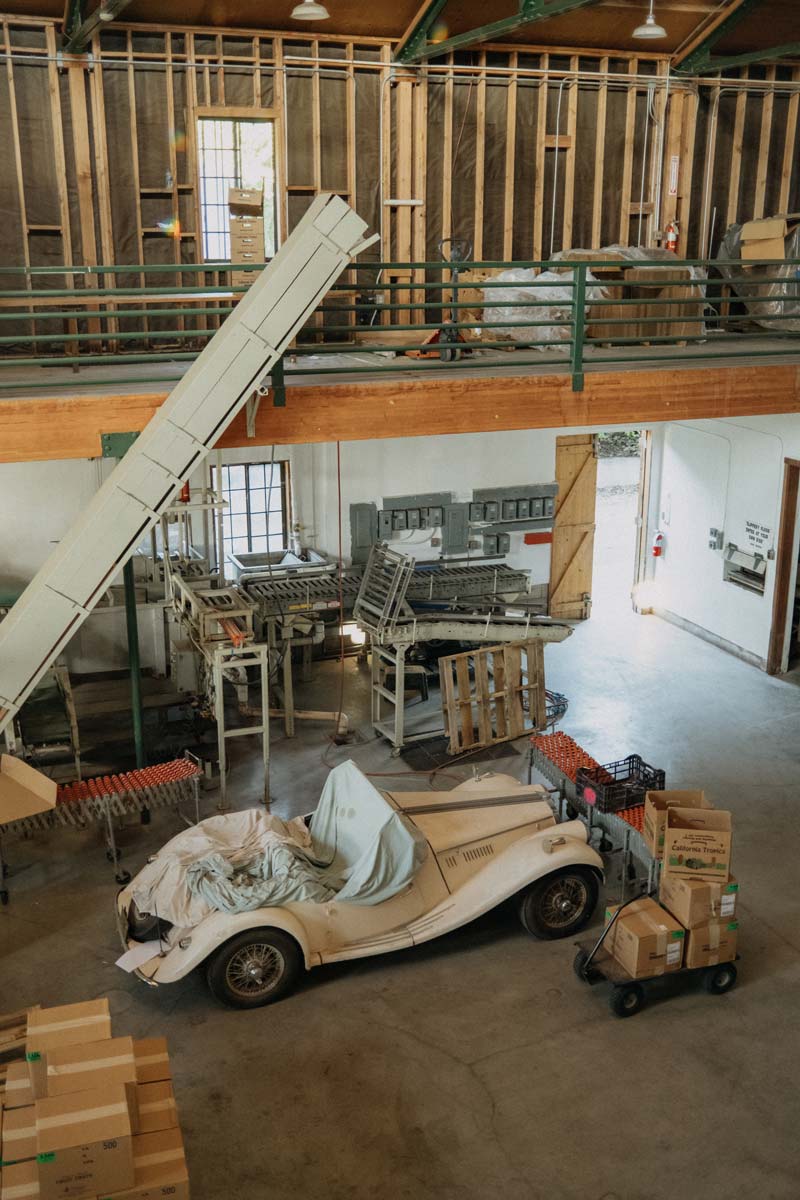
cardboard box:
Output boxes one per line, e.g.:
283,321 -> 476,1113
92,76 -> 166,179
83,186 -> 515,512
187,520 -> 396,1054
132,1084 -> 178,1136
604,896 -> 685,979
643,790 -> 711,859
0,754 -> 56,827
684,919 -> 739,969
98,1128 -> 189,1200
27,1000 -> 112,1100
741,216 -> 787,262
228,186 -> 263,213
659,872 -> 739,929
5,1061 -> 35,1109
230,232 -> 262,253
35,1083 -> 134,1200
663,807 -> 732,881
1,1159 -> 39,1200
230,269 -> 259,290
132,1040 -> 170,1086
46,1037 -> 137,1100
229,214 -> 264,236
2,1105 -> 36,1165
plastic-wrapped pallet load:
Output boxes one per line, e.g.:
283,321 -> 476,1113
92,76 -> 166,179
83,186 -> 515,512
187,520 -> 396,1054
717,217 -> 800,332
481,268 -> 605,349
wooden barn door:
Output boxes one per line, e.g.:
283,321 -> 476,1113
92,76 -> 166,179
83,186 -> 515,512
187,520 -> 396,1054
549,434 -> 598,619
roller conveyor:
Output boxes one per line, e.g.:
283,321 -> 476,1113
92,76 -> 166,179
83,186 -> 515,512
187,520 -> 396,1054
0,757 -> 203,900
243,560 -> 532,620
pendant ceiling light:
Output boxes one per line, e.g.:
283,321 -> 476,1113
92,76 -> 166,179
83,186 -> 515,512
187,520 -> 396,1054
291,0 -> 330,19
633,1 -> 667,39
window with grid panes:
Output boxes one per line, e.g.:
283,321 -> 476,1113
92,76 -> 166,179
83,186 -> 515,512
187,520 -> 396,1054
213,462 -> 289,557
197,117 -> 278,261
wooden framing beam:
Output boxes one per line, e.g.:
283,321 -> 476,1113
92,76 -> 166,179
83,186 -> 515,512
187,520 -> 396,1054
3,364 -> 799,464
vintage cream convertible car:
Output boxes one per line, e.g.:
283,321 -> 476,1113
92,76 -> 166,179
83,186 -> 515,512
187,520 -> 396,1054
116,761 -> 603,1008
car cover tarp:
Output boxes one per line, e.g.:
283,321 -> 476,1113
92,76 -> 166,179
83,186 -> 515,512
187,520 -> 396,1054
129,760 -> 427,926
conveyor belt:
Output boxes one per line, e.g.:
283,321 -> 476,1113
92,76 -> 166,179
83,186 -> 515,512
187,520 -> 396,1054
529,733 -> 655,885
243,561 -> 531,618
1,757 -> 201,839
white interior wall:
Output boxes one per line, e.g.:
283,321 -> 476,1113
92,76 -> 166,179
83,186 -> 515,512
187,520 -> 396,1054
0,421 -> 642,677
293,430 -> 565,581
0,459 -> 108,592
648,414 -> 800,666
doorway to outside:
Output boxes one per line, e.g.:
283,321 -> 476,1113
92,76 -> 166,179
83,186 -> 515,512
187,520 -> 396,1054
196,115 -> 278,261
548,431 -> 645,625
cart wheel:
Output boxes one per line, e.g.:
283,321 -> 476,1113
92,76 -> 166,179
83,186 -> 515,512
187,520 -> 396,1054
115,871 -> 132,886
609,983 -> 645,1018
573,949 -> 590,981
704,962 -> 737,995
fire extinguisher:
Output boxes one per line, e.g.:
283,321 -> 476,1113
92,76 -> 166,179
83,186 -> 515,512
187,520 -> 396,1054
179,481 -> 191,503
664,220 -> 679,254
652,530 -> 665,557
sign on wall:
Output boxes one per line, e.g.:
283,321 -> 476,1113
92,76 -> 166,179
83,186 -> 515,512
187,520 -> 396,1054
744,519 -> 772,552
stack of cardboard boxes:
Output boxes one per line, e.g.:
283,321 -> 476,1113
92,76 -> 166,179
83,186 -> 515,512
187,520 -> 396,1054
0,999 -> 188,1200
604,790 -> 738,979
229,186 -> 264,291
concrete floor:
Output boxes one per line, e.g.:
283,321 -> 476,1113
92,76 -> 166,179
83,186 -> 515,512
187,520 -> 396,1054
3,458 -> 800,1199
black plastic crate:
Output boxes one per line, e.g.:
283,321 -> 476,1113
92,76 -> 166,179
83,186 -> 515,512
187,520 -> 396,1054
575,755 -> 665,814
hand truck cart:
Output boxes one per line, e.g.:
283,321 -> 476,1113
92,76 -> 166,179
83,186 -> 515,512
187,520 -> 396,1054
574,894 -> 739,1018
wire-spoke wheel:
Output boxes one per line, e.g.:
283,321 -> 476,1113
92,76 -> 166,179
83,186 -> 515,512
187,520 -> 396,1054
206,929 -> 302,1009
518,868 -> 599,940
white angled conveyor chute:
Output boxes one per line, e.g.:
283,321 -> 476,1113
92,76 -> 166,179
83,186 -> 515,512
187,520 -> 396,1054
0,195 -> 376,736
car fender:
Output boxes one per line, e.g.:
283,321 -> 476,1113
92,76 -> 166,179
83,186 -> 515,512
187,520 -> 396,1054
149,906 -> 317,984
407,821 -> 604,947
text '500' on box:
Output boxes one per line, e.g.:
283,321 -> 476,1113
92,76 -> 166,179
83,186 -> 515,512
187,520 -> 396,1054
35,1083 -> 135,1200
98,1128 -> 189,1200
663,807 -> 732,881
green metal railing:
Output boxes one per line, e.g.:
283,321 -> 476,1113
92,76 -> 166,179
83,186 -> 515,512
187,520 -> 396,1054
1,256 -> 800,394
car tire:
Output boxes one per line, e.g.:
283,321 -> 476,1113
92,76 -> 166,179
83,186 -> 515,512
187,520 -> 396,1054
517,867 -> 599,940
206,928 -> 303,1009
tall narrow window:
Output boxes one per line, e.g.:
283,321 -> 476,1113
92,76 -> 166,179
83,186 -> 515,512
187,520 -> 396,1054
213,462 -> 289,557
197,117 -> 278,261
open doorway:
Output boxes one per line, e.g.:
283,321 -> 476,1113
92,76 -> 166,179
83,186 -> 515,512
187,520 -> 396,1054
196,112 -> 279,261
767,458 -> 800,674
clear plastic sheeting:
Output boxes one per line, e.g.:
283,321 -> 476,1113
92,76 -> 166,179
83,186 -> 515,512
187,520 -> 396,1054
128,761 -> 428,926
481,268 -> 605,349
717,223 -> 800,333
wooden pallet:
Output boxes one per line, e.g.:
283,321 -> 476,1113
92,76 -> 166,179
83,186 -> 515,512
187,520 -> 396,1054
440,640 -> 546,756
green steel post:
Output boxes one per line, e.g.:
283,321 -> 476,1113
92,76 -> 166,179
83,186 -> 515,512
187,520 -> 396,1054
272,354 -> 286,407
571,264 -> 586,393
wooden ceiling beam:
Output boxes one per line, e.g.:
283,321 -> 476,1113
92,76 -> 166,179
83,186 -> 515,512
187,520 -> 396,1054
2,364 -> 798,463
